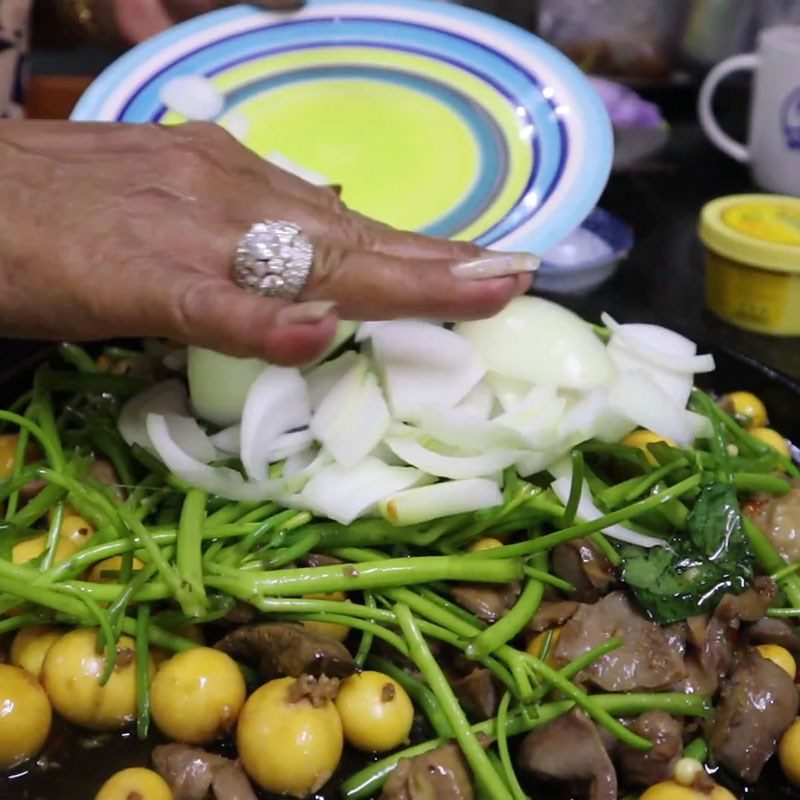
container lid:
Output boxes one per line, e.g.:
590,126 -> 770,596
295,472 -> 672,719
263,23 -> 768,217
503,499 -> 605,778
699,194 -> 800,274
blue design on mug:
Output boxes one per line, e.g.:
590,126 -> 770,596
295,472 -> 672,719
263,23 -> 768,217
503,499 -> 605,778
783,87 -> 800,150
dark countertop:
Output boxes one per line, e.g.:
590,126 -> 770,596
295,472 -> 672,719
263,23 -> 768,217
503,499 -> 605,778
560,86 -> 800,381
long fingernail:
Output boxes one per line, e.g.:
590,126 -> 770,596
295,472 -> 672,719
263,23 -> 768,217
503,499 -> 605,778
276,301 -> 337,327
452,252 -> 540,280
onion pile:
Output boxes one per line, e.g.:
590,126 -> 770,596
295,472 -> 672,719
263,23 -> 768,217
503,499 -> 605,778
119,298 -> 715,535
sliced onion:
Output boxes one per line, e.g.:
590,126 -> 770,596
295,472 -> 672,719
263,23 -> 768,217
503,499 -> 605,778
551,475 -> 664,548
371,321 -> 485,416
118,380 -> 189,452
160,414 -> 217,464
686,410 -> 714,440
516,447 -> 568,478
147,414 -> 280,501
456,297 -> 614,390
284,447 -> 318,478
607,371 -> 694,445
380,479 -> 502,526
494,386 -> 566,449
210,425 -> 240,455
312,321 -> 358,365
187,348 -> 264,426
558,388 -> 635,447
240,367 -> 311,480
385,436 -> 522,480
486,372 -> 533,412
602,314 -> 715,375
408,406 -> 528,451
300,457 -> 426,525
311,357 -> 390,468
607,341 -> 695,409
458,381 -> 494,420
159,75 -> 224,120
306,351 -> 359,412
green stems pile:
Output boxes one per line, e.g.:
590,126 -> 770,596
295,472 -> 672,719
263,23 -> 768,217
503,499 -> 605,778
0,344 -> 796,798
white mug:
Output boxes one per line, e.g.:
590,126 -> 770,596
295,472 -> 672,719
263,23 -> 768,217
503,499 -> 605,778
699,25 -> 800,195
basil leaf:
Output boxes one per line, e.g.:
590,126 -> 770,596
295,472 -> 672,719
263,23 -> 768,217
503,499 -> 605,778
621,482 -> 753,624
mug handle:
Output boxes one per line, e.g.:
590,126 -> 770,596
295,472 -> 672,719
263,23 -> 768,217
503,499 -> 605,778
698,53 -> 759,164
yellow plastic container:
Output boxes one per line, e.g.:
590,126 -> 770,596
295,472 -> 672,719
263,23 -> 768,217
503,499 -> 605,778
700,194 -> 800,336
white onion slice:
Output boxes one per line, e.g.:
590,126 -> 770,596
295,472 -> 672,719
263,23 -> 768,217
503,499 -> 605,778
300,458 -> 426,525
551,475 -> 664,548
210,425 -> 240,455
160,75 -> 224,120
380,479 -> 502,526
371,321 -> 485,416
494,386 -> 566,449
147,414 -> 280,501
608,371 -> 694,446
311,357 -> 390,468
162,348 -> 187,372
687,410 -> 714,440
516,448 -> 568,478
457,297 -> 614,390
607,341 -> 695,409
187,348 -> 264,426
408,406 -> 528,451
486,372 -> 533,412
306,351 -> 359,411
119,380 -> 189,453
160,414 -> 217,464
602,314 -> 715,375
558,388 -> 635,447
458,381 -> 494,420
240,367 -> 310,480
385,437 -> 522,480
266,152 -> 330,186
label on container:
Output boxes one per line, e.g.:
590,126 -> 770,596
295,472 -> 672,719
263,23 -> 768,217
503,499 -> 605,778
706,251 -> 797,335
721,202 -> 800,247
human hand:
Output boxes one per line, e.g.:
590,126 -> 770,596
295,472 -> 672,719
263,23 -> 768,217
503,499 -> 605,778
112,0 -> 304,45
0,121 -> 533,365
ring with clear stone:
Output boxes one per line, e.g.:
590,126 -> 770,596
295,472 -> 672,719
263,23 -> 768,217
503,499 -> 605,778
231,220 -> 315,301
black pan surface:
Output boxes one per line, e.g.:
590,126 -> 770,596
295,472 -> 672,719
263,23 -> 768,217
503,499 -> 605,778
0,339 -> 797,800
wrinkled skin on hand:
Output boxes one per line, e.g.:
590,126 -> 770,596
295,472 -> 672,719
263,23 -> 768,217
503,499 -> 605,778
0,121 -> 529,365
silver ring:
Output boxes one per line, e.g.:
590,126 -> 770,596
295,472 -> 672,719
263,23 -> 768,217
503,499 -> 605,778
232,220 -> 314,300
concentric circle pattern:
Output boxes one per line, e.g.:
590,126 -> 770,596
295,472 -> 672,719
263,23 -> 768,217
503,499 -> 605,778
73,0 -> 612,254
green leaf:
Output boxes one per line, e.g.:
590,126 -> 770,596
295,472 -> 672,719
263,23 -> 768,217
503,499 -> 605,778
621,482 -> 753,623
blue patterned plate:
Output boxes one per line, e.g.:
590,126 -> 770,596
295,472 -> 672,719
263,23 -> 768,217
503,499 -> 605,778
73,0 -> 612,255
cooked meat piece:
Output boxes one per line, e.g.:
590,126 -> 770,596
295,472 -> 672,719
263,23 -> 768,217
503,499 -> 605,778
223,602 -> 257,626
303,553 -> 343,568
526,601 -> 580,635
451,669 -> 497,720
709,649 -> 799,782
553,592 -> 685,692
551,538 -> 615,602
618,712 -> 683,787
152,744 -> 257,800
672,653 -> 720,696
744,617 -> 800,656
451,582 -> 520,623
715,576 -> 777,624
215,622 -> 355,680
662,623 -> 688,659
380,743 -> 474,800
744,485 -> 800,564
518,710 -> 617,800
685,578 -> 777,691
